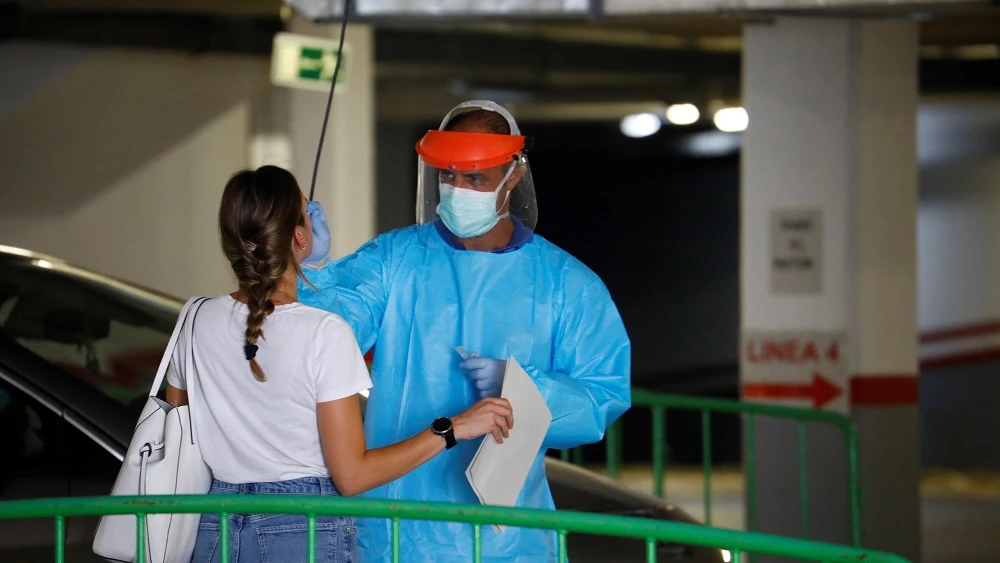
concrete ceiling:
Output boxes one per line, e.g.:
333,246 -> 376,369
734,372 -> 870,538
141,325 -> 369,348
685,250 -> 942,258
13,0 -> 1000,47
16,0 -> 1000,48
7,0 -> 1000,122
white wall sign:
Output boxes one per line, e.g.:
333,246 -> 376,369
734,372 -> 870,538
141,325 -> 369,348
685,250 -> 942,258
770,208 -> 822,294
271,32 -> 350,93
741,329 -> 848,414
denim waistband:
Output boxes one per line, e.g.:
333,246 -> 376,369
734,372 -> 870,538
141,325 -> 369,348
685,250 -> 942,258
210,476 -> 339,496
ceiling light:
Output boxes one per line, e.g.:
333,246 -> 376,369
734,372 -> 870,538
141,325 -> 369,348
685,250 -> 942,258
713,107 -> 749,133
620,112 -> 662,138
665,103 -> 700,126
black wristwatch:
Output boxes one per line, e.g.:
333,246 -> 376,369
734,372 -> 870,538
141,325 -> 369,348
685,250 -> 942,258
431,417 -> 457,450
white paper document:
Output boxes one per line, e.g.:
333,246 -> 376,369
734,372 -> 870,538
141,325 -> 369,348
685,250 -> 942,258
465,356 -> 552,533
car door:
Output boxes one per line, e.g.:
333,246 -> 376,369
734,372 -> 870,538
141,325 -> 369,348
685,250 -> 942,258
0,376 -> 69,562
0,376 -> 118,563
0,255 -> 174,562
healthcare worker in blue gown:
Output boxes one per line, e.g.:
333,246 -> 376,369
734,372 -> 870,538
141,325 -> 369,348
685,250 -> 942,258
298,100 -> 631,563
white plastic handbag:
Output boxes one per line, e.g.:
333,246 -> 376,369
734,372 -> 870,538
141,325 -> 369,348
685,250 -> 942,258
93,296 -> 212,563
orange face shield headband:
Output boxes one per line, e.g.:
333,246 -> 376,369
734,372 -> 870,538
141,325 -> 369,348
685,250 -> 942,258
415,130 -> 526,171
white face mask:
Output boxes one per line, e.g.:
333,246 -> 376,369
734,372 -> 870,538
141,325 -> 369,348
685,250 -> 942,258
436,166 -> 514,239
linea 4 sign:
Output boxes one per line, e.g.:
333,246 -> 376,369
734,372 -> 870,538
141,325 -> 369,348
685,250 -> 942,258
741,330 -> 848,413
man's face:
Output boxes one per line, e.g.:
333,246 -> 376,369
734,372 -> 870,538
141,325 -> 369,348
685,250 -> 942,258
440,119 -> 514,193
439,165 -> 508,193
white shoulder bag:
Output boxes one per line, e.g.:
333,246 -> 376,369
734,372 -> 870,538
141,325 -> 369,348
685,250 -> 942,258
93,296 -> 212,563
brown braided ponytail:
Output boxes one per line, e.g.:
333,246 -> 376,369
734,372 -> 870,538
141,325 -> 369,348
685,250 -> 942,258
219,166 -> 306,382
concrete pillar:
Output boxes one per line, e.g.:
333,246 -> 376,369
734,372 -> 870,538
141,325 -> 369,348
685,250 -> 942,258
740,17 -> 920,561
286,16 -> 376,259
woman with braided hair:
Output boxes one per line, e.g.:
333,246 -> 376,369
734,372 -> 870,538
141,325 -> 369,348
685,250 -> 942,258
164,165 -> 514,563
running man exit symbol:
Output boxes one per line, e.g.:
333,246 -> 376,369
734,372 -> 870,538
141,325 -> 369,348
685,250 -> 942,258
297,47 -> 345,83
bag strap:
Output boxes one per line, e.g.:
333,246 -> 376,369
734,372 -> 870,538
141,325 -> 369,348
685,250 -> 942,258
182,296 -> 210,446
148,296 -> 209,398
183,296 -> 210,394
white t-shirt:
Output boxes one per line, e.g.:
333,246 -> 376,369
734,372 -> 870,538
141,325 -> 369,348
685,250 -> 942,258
167,294 -> 372,484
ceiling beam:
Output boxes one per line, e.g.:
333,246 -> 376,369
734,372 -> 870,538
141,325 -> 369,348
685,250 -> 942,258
5,6 -> 999,119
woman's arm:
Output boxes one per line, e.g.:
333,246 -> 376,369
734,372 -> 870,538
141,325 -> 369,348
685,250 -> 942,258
166,384 -> 188,407
317,395 -> 512,497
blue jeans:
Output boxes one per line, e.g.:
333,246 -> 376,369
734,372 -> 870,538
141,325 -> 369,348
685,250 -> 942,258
191,476 -> 357,563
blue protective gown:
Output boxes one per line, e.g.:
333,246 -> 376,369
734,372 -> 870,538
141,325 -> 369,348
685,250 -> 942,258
298,221 -> 631,563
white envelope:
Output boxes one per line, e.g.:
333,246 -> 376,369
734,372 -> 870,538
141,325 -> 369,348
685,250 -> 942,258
465,356 -> 553,533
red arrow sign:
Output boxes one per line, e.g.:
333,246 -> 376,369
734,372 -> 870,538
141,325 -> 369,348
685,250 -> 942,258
743,373 -> 843,409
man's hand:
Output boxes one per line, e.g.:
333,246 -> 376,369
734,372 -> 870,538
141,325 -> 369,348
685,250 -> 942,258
303,200 -> 331,264
459,356 -> 507,399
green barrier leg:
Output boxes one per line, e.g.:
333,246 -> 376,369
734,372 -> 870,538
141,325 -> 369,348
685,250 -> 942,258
846,426 -> 862,546
652,406 -> 666,498
474,524 -> 482,563
798,422 -> 809,539
55,515 -> 65,563
136,513 -> 146,563
392,518 -> 400,563
607,421 -> 622,479
308,514 -> 317,563
746,414 -> 757,533
701,410 -> 713,526
220,513 -> 230,563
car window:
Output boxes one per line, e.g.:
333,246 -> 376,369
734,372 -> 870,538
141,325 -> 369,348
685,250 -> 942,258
0,257 -> 177,408
0,379 -> 67,498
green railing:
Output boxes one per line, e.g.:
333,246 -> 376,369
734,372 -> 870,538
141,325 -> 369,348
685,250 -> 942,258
0,495 -> 906,563
563,389 -> 861,546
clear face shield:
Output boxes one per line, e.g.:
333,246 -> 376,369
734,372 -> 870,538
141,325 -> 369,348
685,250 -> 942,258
415,101 -> 538,236
416,153 -> 536,237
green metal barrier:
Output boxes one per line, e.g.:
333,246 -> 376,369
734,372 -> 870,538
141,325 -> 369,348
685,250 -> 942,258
0,495 -> 906,563
565,389 -> 861,546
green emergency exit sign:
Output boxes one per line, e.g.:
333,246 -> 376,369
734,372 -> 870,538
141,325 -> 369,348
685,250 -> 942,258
271,32 -> 350,92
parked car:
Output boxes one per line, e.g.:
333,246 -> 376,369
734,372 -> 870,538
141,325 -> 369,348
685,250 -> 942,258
0,245 -> 725,562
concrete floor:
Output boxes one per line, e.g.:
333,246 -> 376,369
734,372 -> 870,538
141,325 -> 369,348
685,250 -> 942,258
608,465 -> 1000,563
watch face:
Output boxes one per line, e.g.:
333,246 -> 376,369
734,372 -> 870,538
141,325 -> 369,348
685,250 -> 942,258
432,417 -> 452,433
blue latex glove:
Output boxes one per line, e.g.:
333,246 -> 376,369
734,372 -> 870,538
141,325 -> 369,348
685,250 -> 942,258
303,200 -> 331,264
459,356 -> 507,398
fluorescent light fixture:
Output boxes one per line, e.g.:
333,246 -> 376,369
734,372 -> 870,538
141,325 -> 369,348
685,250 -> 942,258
713,107 -> 749,133
620,112 -> 662,138
665,103 -> 700,125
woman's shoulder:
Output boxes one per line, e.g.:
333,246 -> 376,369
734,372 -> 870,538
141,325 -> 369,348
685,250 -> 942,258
195,295 -> 350,334
191,294 -> 242,326
291,302 -> 353,335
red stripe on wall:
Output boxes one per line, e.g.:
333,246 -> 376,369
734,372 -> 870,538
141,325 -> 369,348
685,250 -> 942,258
850,375 -> 919,406
920,347 -> 1000,371
920,320 -> 1000,344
